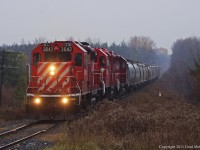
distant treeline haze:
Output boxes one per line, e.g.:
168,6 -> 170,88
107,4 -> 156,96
165,37 -> 200,101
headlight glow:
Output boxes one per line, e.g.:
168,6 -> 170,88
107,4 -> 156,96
50,71 -> 55,75
50,65 -> 55,71
49,65 -> 56,76
35,98 -> 41,104
62,98 -> 69,104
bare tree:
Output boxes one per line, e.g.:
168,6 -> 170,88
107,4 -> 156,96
128,36 -> 155,49
167,37 -> 200,100
33,37 -> 47,44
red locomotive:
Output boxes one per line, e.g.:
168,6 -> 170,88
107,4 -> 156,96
26,41 -> 160,119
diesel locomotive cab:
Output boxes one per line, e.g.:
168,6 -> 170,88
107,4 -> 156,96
26,41 -> 86,117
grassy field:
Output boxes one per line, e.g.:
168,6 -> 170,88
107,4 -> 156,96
48,80 -> 200,150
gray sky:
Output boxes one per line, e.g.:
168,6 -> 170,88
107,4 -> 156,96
1,0 -> 200,53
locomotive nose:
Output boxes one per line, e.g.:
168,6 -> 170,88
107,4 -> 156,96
37,62 -> 72,94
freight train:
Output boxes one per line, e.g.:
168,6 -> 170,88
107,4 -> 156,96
26,41 -> 160,119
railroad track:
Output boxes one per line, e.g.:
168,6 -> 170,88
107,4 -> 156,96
0,120 -> 63,150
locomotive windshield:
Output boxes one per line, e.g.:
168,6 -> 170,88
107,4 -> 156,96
44,52 -> 72,62
45,53 -> 56,62
59,53 -> 72,61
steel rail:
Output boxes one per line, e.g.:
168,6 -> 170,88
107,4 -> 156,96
0,121 -> 39,137
0,123 -> 57,150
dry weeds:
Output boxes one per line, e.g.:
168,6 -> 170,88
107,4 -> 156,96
48,81 -> 200,149
0,107 -> 26,121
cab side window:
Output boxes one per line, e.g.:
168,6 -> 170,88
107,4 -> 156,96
99,56 -> 105,66
33,53 -> 41,66
74,53 -> 82,66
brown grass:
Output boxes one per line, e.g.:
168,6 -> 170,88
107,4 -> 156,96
0,106 -> 26,121
48,80 -> 200,149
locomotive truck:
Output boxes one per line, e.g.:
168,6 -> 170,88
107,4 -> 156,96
26,41 -> 160,119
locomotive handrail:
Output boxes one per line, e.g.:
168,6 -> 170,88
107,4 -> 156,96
93,72 -> 102,74
108,72 -> 126,75
92,71 -> 126,75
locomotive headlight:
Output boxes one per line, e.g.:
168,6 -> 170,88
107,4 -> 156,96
50,65 -> 55,71
50,65 -> 56,76
62,98 -> 69,104
50,71 -> 55,76
34,98 -> 41,104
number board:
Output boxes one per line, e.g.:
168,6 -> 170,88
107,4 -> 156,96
43,46 -> 54,52
42,43 -> 73,52
43,43 -> 53,52
60,43 -> 73,52
60,46 -> 73,52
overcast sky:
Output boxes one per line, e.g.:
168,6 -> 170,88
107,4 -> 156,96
0,0 -> 200,53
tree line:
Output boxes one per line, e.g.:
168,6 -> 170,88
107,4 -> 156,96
165,37 -> 200,101
86,36 -> 170,75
